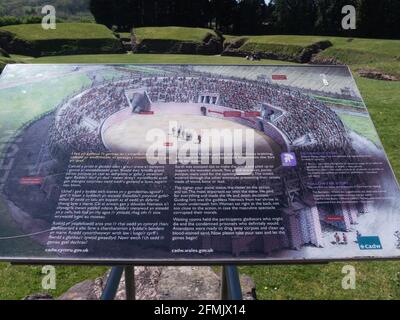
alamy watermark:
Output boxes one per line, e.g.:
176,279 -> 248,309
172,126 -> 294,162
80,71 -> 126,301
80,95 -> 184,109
342,265 -> 356,290
41,5 -> 56,30
342,5 -> 356,30
41,265 -> 56,290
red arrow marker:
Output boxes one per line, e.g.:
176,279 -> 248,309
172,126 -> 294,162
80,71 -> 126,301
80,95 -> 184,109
208,109 -> 224,115
19,177 -> 43,185
272,75 -> 287,80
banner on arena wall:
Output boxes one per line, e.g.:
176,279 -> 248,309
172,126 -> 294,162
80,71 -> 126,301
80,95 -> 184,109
0,64 -> 399,264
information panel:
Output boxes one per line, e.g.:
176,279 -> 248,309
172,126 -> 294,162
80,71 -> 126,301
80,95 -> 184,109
0,64 -> 399,264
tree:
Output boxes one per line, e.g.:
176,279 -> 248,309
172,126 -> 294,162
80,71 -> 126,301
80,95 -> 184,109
314,0 -> 358,36
89,0 -> 210,31
358,0 -> 400,38
210,0 -> 237,32
234,0 -> 267,34
89,0 -> 118,29
271,0 -> 317,34
190,0 -> 212,28
88,0 -> 400,38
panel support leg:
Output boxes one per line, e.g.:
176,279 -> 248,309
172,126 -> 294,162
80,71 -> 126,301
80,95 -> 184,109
221,265 -> 243,300
125,266 -> 135,300
101,266 -> 124,300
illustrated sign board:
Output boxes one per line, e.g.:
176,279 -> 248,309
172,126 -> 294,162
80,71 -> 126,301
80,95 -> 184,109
0,64 -> 399,264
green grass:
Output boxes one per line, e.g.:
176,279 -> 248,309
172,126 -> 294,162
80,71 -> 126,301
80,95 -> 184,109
0,48 -> 400,300
224,35 -> 332,59
119,32 -> 131,38
356,76 -> 400,172
240,261 -> 400,300
130,26 -> 222,55
136,26 -> 218,43
318,47 -> 400,78
225,35 -> 400,57
224,35 -> 319,61
340,114 -> 381,145
226,35 -> 328,47
0,264 -> 108,300
2,24 -> 398,76
121,26 -> 218,44
0,73 -> 91,138
0,23 -> 123,57
32,53 -> 285,65
225,35 -> 400,77
324,37 -> 400,59
0,23 -> 117,41
312,95 -> 365,109
314,37 -> 400,78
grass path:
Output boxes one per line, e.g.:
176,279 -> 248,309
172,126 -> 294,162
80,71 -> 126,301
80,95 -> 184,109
31,53 -> 288,65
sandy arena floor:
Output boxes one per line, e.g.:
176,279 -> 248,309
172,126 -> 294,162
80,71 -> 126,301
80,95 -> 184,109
102,113 -> 279,155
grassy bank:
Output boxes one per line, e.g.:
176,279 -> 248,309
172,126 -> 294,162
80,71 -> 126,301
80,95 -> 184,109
129,26 -> 222,55
224,35 -> 400,77
0,23 -> 124,57
1,23 -> 398,75
135,26 -> 218,43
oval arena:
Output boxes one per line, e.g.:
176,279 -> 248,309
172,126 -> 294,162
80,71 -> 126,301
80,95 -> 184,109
49,76 -> 350,157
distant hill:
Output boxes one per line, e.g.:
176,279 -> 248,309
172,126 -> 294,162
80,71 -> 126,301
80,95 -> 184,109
0,0 -> 92,20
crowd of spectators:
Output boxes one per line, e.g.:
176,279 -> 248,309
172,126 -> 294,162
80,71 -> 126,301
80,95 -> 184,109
50,75 -> 349,154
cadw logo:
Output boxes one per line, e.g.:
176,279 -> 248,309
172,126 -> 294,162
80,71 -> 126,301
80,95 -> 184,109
358,236 -> 383,250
